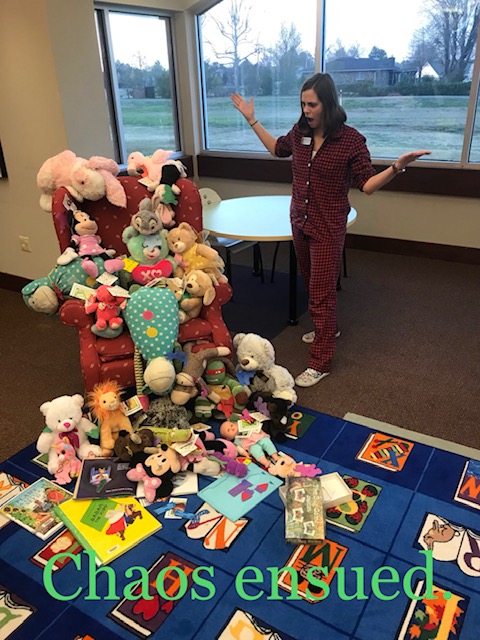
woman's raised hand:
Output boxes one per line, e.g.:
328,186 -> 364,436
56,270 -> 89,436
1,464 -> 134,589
396,150 -> 431,170
231,93 -> 255,123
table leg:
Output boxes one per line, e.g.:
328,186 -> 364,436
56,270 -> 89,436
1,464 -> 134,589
288,240 -> 298,325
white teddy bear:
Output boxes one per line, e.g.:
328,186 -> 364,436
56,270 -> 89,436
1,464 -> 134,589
233,332 -> 297,406
37,394 -> 103,475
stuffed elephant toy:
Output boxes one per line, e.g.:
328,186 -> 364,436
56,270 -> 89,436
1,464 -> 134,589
22,256 -> 106,315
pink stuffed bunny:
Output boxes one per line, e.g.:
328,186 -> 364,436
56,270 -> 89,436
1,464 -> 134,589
36,150 -> 86,212
70,156 -> 127,207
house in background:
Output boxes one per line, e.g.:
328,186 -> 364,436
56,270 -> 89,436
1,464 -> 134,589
416,61 -> 444,80
326,56 -> 413,87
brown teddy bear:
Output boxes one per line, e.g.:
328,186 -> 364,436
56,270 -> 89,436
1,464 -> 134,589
180,270 -> 217,321
167,222 -> 226,282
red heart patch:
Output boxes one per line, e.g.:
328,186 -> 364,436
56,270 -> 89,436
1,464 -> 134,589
133,594 -> 159,620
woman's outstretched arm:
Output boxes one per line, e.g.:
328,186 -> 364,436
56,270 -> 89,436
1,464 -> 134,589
231,93 -> 278,156
362,150 -> 431,195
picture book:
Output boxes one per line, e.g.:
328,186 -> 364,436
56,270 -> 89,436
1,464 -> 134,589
325,475 -> 382,533
197,464 -> 282,521
31,452 -> 49,470
73,458 -> 137,500
0,477 -> 71,540
54,496 -> 161,565
454,459 -> 480,510
284,409 -> 316,440
355,431 -> 414,472
0,471 -> 30,529
285,476 -> 325,545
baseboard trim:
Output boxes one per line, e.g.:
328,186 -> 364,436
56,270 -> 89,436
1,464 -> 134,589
345,234 -> 480,265
1,237 -> 479,293
0,273 -> 30,292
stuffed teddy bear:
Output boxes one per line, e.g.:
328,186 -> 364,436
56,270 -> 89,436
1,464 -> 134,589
21,257 -> 106,315
180,270 -> 217,321
233,332 -> 298,406
167,222 -> 226,281
57,209 -> 124,279
86,381 -> 134,456
85,284 -> 128,337
37,394 -> 102,475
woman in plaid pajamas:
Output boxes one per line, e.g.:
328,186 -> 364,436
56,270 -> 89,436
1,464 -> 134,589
231,73 -> 429,387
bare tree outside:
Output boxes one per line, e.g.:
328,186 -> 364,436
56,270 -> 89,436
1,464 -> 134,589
419,0 -> 480,81
202,0 -> 261,93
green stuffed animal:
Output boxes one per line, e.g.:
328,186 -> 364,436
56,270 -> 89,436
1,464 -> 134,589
121,226 -> 177,287
194,359 -> 250,420
21,256 -> 106,315
123,286 -> 180,396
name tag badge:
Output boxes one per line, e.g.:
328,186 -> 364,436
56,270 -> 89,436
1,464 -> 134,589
301,137 -> 312,146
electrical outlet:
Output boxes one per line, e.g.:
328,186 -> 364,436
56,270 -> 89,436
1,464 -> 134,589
19,236 -> 32,252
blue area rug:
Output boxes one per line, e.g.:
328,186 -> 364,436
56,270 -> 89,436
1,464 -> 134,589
1,408 -> 480,640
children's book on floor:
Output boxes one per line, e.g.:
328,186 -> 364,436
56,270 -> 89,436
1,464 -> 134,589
0,477 -> 71,540
73,458 -> 137,500
54,496 -> 161,565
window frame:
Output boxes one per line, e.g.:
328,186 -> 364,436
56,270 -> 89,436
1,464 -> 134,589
95,3 -> 181,164
194,0 -> 480,195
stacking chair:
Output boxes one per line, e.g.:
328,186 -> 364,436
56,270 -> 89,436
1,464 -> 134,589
199,187 -> 264,286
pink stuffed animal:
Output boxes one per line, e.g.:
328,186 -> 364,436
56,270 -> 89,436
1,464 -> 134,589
36,150 -> 86,212
70,156 -> 126,207
127,149 -> 173,191
37,151 -> 127,211
52,437 -> 82,485
85,284 -> 128,332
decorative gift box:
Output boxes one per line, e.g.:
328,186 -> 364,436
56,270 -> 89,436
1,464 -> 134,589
285,476 -> 325,544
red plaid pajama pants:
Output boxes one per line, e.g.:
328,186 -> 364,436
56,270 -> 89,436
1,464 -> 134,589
292,224 -> 345,372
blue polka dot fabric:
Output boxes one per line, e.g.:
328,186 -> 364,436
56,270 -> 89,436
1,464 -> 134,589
124,287 -> 179,360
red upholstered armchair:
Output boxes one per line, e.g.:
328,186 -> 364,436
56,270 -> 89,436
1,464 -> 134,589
51,176 -> 233,393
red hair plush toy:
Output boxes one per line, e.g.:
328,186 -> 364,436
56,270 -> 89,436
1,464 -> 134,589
85,284 -> 128,336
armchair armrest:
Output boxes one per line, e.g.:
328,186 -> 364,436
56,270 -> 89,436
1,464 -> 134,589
59,299 -> 93,329
201,282 -> 233,353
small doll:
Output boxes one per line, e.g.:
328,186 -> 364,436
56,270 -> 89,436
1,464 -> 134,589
220,420 -> 295,477
57,209 -> 124,278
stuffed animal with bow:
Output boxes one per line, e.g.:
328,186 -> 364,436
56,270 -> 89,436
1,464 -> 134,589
167,222 -> 226,282
87,381 -> 134,456
126,444 -> 183,502
57,209 -> 124,279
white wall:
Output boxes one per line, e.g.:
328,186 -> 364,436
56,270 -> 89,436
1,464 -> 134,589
0,0 -> 479,284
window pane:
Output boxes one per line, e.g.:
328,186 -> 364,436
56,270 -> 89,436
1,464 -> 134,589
108,12 -> 178,157
469,75 -> 480,162
325,0 -> 478,161
199,0 -> 317,151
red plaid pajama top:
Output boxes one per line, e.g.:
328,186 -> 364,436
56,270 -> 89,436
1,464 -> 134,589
275,123 -> 376,238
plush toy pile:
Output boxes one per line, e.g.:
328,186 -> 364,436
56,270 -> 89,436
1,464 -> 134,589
30,149 -> 314,507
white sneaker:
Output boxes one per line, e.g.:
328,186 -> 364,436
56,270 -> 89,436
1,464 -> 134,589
295,368 -> 330,387
302,330 -> 341,344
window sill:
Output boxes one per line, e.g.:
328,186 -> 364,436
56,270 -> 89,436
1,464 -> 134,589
197,154 -> 480,199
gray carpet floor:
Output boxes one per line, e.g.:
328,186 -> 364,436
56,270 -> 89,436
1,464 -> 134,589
2,246 -> 479,461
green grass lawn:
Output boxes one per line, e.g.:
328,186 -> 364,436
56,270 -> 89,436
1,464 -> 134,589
120,95 -> 480,162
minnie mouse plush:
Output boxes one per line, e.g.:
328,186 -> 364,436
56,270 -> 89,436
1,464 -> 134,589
57,210 -> 124,279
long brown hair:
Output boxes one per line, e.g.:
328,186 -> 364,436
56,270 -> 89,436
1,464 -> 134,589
297,73 -> 346,136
